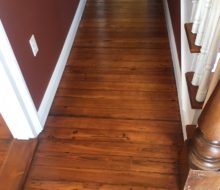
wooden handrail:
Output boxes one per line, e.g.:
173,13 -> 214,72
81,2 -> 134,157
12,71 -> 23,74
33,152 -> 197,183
189,80 -> 220,170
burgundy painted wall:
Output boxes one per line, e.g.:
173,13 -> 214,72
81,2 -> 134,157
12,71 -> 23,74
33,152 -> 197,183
167,0 -> 180,61
0,0 -> 79,108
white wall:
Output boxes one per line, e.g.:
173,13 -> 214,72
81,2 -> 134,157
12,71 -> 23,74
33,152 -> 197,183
163,0 -> 186,139
0,20 -> 42,139
0,0 -> 87,139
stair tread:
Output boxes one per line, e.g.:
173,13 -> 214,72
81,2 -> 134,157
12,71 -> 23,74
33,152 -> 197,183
185,72 -> 204,109
184,23 -> 201,53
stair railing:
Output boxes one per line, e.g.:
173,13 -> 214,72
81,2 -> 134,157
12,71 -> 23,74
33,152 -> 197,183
189,79 -> 220,170
191,0 -> 204,33
190,0 -> 220,102
181,2 -> 220,188
190,0 -> 199,22
194,0 -> 212,46
196,18 -> 220,102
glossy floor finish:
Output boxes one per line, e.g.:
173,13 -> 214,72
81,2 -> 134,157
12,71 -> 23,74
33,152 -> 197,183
25,0 -> 183,189
0,115 -> 12,168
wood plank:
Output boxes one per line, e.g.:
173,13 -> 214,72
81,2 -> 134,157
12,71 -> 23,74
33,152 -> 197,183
0,115 -> 12,139
0,139 -> 11,167
25,181 -> 172,190
24,0 -> 183,189
50,105 -> 180,121
41,126 -> 181,145
45,116 -> 182,134
58,79 -> 177,93
68,47 -> 172,64
0,139 -> 38,190
56,88 -> 178,102
26,166 -> 179,189
36,139 -> 179,160
32,153 -> 178,174
0,115 -> 12,168
64,66 -> 174,77
185,72 -> 204,109
74,39 -> 170,49
51,97 -> 179,112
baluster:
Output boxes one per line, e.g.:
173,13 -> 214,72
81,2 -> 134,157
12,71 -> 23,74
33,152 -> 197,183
189,80 -> 220,170
196,17 -> 220,102
192,0 -> 219,86
190,0 -> 199,22
192,0 -> 204,34
195,0 -> 212,46
192,54 -> 206,86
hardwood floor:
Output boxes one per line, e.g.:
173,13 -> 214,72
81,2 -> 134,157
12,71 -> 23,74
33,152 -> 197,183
25,0 -> 183,189
0,115 -> 12,169
0,139 -> 38,190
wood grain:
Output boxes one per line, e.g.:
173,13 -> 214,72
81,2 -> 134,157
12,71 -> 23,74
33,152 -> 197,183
185,72 -> 204,109
0,115 -> 12,168
0,139 -> 38,190
25,0 -> 183,189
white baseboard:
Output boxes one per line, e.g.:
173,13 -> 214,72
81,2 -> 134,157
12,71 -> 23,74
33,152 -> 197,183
163,0 -> 187,139
38,0 -> 87,126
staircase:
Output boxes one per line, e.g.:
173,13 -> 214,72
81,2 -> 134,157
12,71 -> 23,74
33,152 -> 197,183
174,0 -> 220,189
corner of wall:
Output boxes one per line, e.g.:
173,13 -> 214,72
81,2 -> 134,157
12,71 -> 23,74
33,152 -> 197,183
163,0 -> 187,139
38,0 -> 87,126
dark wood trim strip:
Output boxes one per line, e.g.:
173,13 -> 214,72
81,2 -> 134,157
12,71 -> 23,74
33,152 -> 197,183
185,72 -> 204,109
179,139 -> 190,189
0,139 -> 38,190
179,125 -> 196,188
186,125 -> 197,139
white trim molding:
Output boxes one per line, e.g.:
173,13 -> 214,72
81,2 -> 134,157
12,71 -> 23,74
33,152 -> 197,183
163,0 -> 187,139
38,0 -> 87,125
0,21 -> 42,139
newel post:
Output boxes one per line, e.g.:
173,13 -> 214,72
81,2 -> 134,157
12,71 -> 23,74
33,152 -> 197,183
189,81 -> 220,171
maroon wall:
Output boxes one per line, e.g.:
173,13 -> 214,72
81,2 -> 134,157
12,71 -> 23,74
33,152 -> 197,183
167,0 -> 181,61
0,0 -> 79,108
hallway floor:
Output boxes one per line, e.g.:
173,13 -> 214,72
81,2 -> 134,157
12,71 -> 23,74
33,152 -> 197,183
25,0 -> 183,189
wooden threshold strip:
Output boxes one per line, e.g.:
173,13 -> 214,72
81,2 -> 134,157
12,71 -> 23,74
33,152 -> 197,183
0,139 -> 38,190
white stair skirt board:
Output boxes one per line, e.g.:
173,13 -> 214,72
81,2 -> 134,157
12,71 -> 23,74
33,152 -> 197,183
163,0 -> 187,140
38,0 -> 87,126
0,21 -> 42,139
